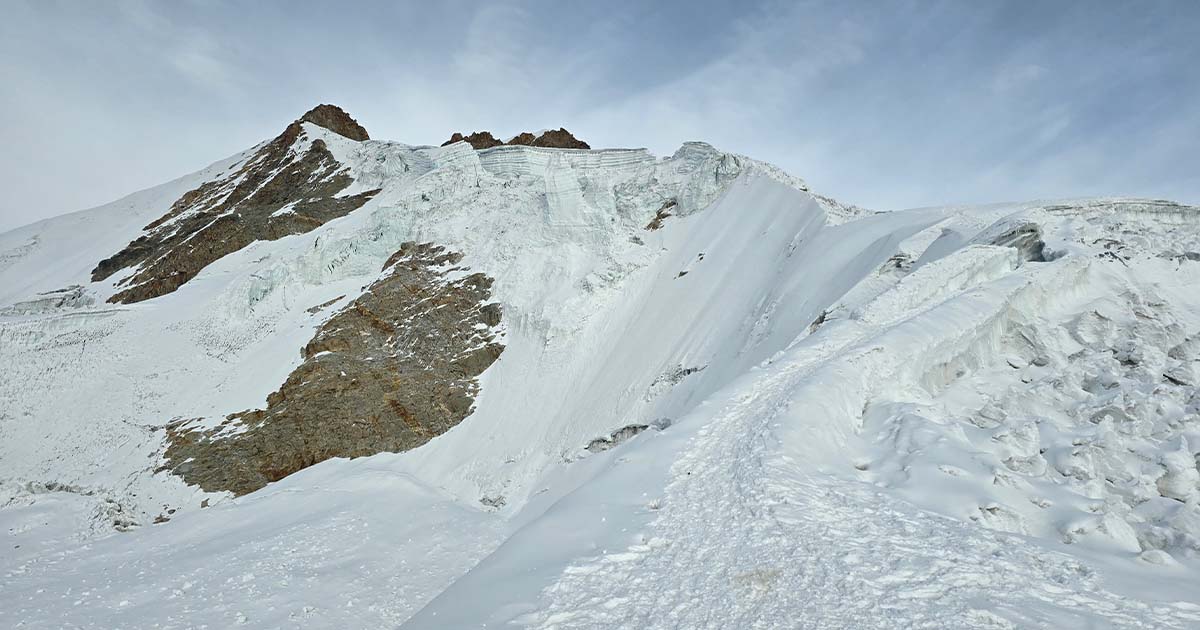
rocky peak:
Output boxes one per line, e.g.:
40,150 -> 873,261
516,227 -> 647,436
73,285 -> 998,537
442,127 -> 591,150
297,104 -> 370,141
525,128 -> 590,149
442,131 -> 504,150
506,132 -> 537,146
91,105 -> 379,303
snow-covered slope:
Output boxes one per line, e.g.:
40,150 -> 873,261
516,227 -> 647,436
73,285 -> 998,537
1,110 -> 1198,628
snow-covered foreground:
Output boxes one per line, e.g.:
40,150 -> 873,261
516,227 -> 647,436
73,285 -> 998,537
1,124 -> 1198,628
413,200 -> 1200,629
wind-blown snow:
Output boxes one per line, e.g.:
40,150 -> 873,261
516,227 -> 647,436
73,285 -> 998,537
0,124 -> 1197,628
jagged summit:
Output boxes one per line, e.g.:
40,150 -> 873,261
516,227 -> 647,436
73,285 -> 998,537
90,104 -> 379,303
442,127 -> 590,150
442,131 -> 503,149
297,104 -> 369,141
523,128 -> 590,149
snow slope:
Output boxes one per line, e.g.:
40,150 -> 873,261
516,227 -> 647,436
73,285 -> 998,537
410,200 -> 1200,629
1,121 -> 1198,628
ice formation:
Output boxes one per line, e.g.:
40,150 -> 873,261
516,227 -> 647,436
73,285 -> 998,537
0,108 -> 1197,628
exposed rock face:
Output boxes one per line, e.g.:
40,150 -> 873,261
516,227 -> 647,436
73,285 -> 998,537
162,242 -> 504,495
91,105 -> 379,304
299,104 -> 370,141
441,131 -> 504,150
442,127 -> 590,150
526,128 -> 590,149
505,132 -> 537,146
644,199 -> 677,231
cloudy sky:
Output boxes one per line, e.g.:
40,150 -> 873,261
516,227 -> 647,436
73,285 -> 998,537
1,0 -> 1197,233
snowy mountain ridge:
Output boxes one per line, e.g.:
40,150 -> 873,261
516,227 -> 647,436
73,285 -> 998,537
1,106 -> 1198,628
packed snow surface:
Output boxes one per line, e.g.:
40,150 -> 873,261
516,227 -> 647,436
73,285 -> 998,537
0,126 -> 1198,628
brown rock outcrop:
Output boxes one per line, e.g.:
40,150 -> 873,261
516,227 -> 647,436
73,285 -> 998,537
441,128 -> 591,150
530,128 -> 590,149
162,242 -> 504,495
440,131 -> 503,150
505,132 -> 538,146
92,105 -> 379,304
298,104 -> 370,141
644,199 -> 677,231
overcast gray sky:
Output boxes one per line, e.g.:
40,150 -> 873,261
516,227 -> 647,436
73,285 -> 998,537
1,0 -> 1197,233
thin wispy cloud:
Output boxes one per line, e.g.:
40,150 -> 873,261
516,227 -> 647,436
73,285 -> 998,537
0,0 -> 1196,233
